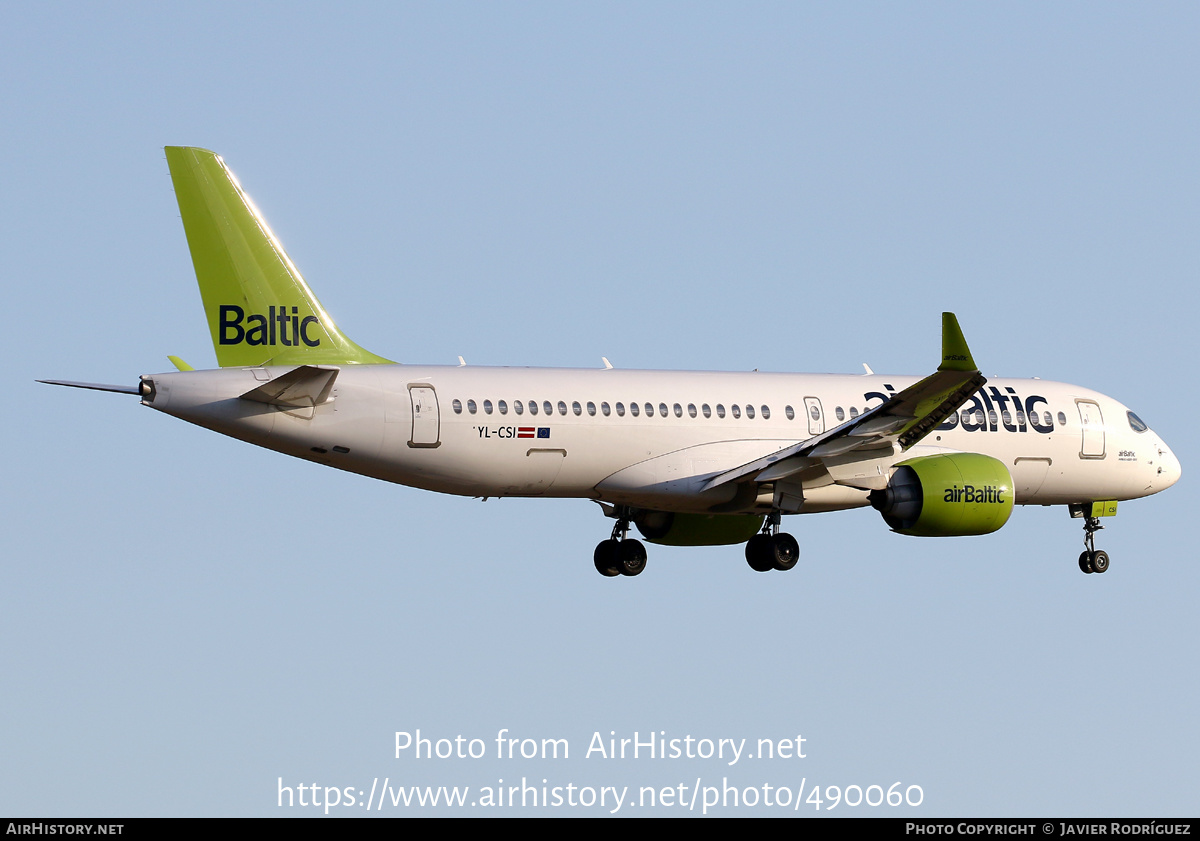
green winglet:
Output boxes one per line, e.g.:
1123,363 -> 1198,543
165,147 -> 392,368
167,355 -> 194,372
938,312 -> 977,372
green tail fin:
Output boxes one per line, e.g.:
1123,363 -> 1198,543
165,147 -> 391,368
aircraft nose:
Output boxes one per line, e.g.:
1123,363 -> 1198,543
1155,438 -> 1181,490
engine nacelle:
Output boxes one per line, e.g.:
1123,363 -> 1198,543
869,453 -> 1013,536
634,511 -> 764,546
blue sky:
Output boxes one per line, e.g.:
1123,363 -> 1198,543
3,3 -> 1197,816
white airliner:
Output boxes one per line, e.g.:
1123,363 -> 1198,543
41,148 -> 1181,577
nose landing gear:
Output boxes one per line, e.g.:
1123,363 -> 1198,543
594,507 -> 647,577
1076,515 -> 1110,575
745,511 -> 800,573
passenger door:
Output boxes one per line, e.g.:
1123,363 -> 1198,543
409,386 -> 440,447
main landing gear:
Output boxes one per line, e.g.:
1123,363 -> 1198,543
594,508 -> 647,578
745,511 -> 800,573
1077,515 -> 1110,575
592,506 -> 800,577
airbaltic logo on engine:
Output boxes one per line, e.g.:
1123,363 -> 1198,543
219,305 -> 321,347
944,484 -> 1005,504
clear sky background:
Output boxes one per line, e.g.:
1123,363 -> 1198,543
3,2 -> 1197,817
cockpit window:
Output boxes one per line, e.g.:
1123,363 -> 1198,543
1127,411 -> 1149,433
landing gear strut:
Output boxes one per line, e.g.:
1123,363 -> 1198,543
594,507 -> 647,577
745,511 -> 799,573
1077,515 -> 1110,574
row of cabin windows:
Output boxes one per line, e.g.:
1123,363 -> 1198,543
449,399 -> 870,421
944,409 -> 1068,429
449,399 -> 1072,430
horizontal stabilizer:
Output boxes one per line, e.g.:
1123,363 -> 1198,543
238,365 -> 339,409
37,379 -> 140,395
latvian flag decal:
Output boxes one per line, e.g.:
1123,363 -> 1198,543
517,427 -> 551,439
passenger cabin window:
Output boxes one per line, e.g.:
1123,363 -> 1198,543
732,405 -> 741,419
514,400 -> 524,415
786,405 -> 796,421
572,401 -> 582,416
452,399 -> 463,414
630,402 -> 640,417
616,402 -> 625,417
483,399 -> 493,414
702,404 -> 712,418
467,399 -> 477,414
716,404 -> 726,418
761,405 -> 770,420
529,401 -> 538,416
601,402 -> 611,416
498,400 -> 508,415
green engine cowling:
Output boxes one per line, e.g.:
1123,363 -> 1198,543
869,453 -> 1014,536
634,511 -> 765,546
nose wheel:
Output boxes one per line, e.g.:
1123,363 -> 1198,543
594,508 -> 647,577
1077,516 -> 1110,574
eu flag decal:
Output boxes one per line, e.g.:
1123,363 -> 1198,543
537,428 -> 551,439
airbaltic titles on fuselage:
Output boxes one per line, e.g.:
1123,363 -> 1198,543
219,305 -> 321,347
868,383 -> 1058,434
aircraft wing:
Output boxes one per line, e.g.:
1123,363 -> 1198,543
701,313 -> 985,493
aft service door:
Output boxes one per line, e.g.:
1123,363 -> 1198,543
1077,400 -> 1104,459
408,386 -> 440,448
